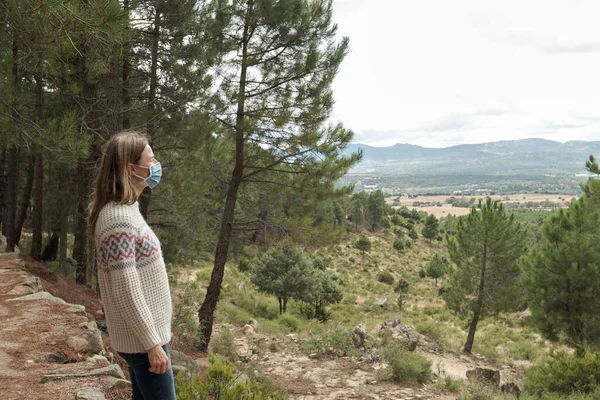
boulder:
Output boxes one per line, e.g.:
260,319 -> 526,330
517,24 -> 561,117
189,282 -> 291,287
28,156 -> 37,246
466,367 -> 500,387
6,291 -> 66,304
242,324 -> 254,335
247,319 -> 258,333
520,309 -> 532,320
7,276 -> 43,296
351,324 -> 367,348
375,298 -> 389,308
170,349 -> 199,374
76,388 -> 106,400
501,382 -> 521,398
66,321 -> 104,355
236,282 -> 246,291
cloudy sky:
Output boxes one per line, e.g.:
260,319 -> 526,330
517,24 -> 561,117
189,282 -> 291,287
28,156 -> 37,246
330,0 -> 600,147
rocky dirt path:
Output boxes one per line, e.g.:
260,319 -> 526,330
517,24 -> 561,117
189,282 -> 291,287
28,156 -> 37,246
231,330 -> 459,400
0,252 -> 129,400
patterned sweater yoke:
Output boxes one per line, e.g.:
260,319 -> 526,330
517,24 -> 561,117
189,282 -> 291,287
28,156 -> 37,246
95,201 -> 172,354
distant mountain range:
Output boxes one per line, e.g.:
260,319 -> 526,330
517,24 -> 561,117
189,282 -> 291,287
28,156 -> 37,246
345,139 -> 600,164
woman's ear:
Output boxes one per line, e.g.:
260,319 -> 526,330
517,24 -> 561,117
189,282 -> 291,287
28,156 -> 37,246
127,163 -> 136,177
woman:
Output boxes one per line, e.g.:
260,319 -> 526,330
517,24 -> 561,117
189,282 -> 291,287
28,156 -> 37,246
89,131 -> 176,400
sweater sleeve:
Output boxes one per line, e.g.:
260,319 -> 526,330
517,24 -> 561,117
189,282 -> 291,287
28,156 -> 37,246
98,217 -> 161,351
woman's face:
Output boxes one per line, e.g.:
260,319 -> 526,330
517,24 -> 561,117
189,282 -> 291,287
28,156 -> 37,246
129,145 -> 158,188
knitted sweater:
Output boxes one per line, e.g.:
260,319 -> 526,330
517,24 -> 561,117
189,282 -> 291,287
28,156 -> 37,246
95,201 -> 172,354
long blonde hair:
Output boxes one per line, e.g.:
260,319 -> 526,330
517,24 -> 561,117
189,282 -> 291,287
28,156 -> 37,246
88,131 -> 148,239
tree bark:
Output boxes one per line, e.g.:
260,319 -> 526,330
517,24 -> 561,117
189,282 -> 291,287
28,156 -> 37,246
31,70 -> 44,260
73,165 -> 89,285
463,244 -> 487,354
147,6 -> 161,139
59,208 -> 69,275
3,146 -> 19,252
15,154 -> 35,246
122,0 -> 131,130
197,1 -> 253,352
0,147 -> 6,229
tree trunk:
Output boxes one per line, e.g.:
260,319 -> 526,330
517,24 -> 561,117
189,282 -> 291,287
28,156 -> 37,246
59,209 -> 69,275
197,1 -> 252,352
31,68 -> 44,260
122,0 -> 131,130
15,154 -> 35,246
3,146 -> 19,252
73,165 -> 89,285
147,7 -> 161,139
464,244 -> 487,354
0,147 -> 6,229
278,298 -> 283,315
3,41 -> 19,252
283,298 -> 288,313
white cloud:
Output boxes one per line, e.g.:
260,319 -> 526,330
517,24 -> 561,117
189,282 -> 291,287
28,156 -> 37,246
330,0 -> 600,147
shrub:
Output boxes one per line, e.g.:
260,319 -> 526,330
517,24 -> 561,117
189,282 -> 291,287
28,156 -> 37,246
396,294 -> 406,311
405,239 -> 412,248
433,375 -> 462,394
458,382 -> 500,400
394,279 -> 409,294
276,313 -> 303,333
379,341 -> 431,384
525,351 -> 600,397
175,355 -> 285,400
419,268 -> 426,279
378,271 -> 395,285
302,329 -> 360,358
238,258 -> 252,272
416,321 -> 443,342
211,329 -> 237,362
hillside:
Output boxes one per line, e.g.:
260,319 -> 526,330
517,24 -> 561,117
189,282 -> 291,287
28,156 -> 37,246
341,139 -> 599,194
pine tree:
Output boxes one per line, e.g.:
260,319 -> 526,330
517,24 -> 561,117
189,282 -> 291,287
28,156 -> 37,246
368,190 -> 386,231
522,197 -> 600,355
355,235 -> 371,257
426,255 -> 447,287
422,214 -> 439,243
443,198 -> 526,354
196,0 -> 361,351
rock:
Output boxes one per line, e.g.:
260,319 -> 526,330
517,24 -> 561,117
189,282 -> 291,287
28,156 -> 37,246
195,357 -> 211,370
6,291 -> 66,304
520,309 -> 532,320
487,323 -> 495,329
242,324 -> 254,335
0,235 -> 6,252
86,355 -> 109,364
351,324 -> 367,348
76,388 -> 106,400
466,367 -> 500,387
355,296 -> 366,305
106,377 -> 131,391
375,298 -> 389,308
66,321 -> 104,355
269,342 -> 278,353
95,309 -> 104,319
41,364 -> 125,383
47,351 -> 70,364
236,282 -> 245,291
7,276 -> 43,296
247,318 -> 258,332
501,382 -> 521,398
170,349 -> 198,373
68,304 -> 87,316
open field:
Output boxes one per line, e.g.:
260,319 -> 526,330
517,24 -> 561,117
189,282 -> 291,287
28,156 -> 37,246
387,193 -> 575,218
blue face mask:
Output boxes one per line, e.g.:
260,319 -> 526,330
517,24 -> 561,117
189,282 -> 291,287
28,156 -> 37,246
134,162 -> 162,189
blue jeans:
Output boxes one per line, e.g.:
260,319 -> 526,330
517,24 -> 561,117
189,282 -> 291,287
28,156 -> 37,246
118,344 -> 176,400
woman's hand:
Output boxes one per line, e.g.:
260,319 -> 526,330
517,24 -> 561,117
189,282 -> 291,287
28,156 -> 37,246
147,344 -> 169,374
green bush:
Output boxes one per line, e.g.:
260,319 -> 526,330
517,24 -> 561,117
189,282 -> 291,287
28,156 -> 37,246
175,356 -> 285,400
458,382 -> 501,400
211,329 -> 237,362
526,351 -> 600,397
238,258 -> 252,272
394,278 -> 409,293
276,313 -> 303,333
377,271 -> 395,285
302,329 -> 361,358
380,343 -> 431,384
433,375 -> 462,394
416,321 -> 443,342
